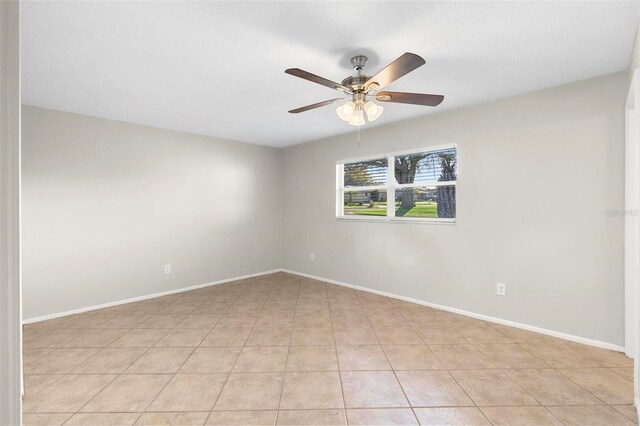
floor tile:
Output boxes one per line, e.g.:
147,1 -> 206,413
279,372 -> 344,409
346,408 -> 418,425
216,314 -> 258,328
205,411 -> 276,425
547,405 -> 635,425
396,370 -> 473,407
22,413 -> 72,426
333,326 -> 379,346
559,367 -> 634,404
72,347 -> 147,374
110,328 -> 171,347
428,344 -> 496,369
136,412 -> 209,425
154,328 -> 209,347
64,328 -> 130,348
200,327 -> 252,347
612,367 -> 635,381
519,342 -> 600,368
450,369 -> 538,406
24,329 -> 90,348
179,347 -> 242,373
23,348 -> 53,366
232,346 -> 288,372
489,324 -> 550,343
414,327 -> 468,344
341,371 -> 408,408
23,374 -> 116,413
457,326 -> 511,344
125,347 -> 193,373
20,273 -> 639,426
80,374 -> 172,412
505,368 -> 602,405
373,326 -> 423,345
474,343 -> 548,368
23,374 -> 63,398
24,348 -> 100,374
383,345 -> 444,370
286,346 -> 338,371
147,373 -> 227,411
290,327 -> 334,345
246,327 -> 292,346
480,406 -> 562,425
214,373 -> 283,410
414,407 -> 491,425
64,413 -> 141,425
137,314 -> 188,328
612,405 -> 639,423
570,344 -> 634,367
176,313 -> 221,329
277,409 -> 345,425
101,314 -> 151,329
336,345 -> 391,370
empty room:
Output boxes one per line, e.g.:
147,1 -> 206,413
3,1 -> 640,425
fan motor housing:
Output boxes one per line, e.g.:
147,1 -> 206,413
341,74 -> 371,92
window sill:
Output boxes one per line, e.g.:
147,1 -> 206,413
336,216 -> 456,225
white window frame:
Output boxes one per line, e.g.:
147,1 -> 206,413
336,143 -> 457,224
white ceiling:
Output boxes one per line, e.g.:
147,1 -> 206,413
22,1 -> 640,148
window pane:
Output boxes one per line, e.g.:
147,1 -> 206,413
343,158 -> 387,188
395,186 -> 456,219
394,147 -> 456,185
343,190 -> 387,217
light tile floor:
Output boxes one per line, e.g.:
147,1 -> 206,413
21,272 -> 637,425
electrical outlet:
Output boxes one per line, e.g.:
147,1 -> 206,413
164,264 -> 171,274
309,253 -> 315,261
496,282 -> 506,296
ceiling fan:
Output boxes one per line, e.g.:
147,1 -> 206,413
285,52 -> 444,127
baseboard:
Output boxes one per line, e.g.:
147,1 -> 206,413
281,269 -> 626,353
22,269 -> 281,324
23,266 -> 627,353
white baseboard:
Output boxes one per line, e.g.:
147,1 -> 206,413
22,269 -> 281,324
281,269 -> 626,353
23,266 -> 627,353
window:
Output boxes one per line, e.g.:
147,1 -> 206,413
336,144 -> 457,222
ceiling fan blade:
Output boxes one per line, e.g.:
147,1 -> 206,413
365,53 -> 426,90
376,91 -> 444,106
288,98 -> 344,114
285,68 -> 351,93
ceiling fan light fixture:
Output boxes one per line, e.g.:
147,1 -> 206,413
336,100 -> 356,121
364,101 -> 383,122
348,106 -> 365,127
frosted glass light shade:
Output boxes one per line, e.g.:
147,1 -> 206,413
336,101 -> 356,121
348,108 -> 365,126
364,101 -> 384,121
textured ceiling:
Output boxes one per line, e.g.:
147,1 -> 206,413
21,1 -> 640,147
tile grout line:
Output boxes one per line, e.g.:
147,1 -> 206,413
327,282 -> 348,425
273,277 -> 301,425
354,291 -> 419,425
204,277 -> 278,425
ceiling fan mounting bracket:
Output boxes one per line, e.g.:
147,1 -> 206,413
350,55 -> 368,72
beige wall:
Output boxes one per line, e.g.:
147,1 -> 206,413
22,106 -> 282,320
282,72 -> 627,346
